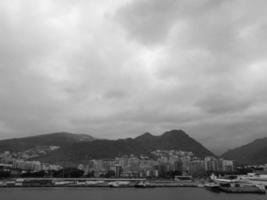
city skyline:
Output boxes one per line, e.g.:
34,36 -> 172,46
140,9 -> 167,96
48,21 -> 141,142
1,0 -> 267,155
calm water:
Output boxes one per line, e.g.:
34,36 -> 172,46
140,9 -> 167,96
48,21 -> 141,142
0,187 -> 266,200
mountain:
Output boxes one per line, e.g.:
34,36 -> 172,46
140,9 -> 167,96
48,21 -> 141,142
35,130 -> 214,165
0,132 -> 95,152
222,137 -> 267,165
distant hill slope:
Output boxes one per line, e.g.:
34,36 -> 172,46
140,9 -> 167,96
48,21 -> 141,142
0,132 -> 95,152
36,130 -> 214,165
222,137 -> 267,165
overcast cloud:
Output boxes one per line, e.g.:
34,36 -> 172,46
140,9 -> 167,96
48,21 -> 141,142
1,0 -> 267,154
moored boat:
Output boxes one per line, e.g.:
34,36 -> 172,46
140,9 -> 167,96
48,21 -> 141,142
219,182 -> 265,194
134,181 -> 155,188
239,173 -> 267,188
204,182 -> 221,193
108,181 -> 130,188
209,175 -> 266,194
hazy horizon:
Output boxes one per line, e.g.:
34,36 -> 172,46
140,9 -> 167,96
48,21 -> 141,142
1,0 -> 267,155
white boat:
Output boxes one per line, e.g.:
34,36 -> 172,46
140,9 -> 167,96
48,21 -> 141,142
0,181 -> 7,186
108,181 -> 130,187
239,173 -> 267,187
219,182 -> 265,194
210,175 -> 266,194
53,181 -> 73,186
85,180 -> 104,185
134,181 -> 155,188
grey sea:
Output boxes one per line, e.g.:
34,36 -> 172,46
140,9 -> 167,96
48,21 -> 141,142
0,188 -> 266,200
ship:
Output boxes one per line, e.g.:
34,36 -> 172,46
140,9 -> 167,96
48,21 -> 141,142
219,182 -> 265,194
208,174 -> 266,194
239,173 -> 267,188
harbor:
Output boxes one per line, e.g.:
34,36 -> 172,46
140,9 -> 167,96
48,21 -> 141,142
0,173 -> 266,195
204,173 -> 267,194
0,177 -> 199,188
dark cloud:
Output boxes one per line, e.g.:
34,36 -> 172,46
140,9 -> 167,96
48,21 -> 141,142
115,0 -> 220,46
196,94 -> 252,114
0,0 -> 267,154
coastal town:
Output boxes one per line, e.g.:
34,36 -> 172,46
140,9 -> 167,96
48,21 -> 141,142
1,147 -> 267,194
0,148 -> 234,179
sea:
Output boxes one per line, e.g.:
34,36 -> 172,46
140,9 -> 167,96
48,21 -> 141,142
0,187 -> 266,200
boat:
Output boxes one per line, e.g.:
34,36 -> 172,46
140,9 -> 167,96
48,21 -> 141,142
134,181 -> 155,188
85,180 -> 104,186
239,173 -> 267,188
204,182 -> 221,193
219,182 -> 265,194
210,175 -> 266,194
108,181 -> 130,188
53,180 -> 73,186
197,183 -> 205,188
0,181 -> 7,187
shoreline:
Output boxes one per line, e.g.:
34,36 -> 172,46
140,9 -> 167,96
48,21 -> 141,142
0,178 -> 200,188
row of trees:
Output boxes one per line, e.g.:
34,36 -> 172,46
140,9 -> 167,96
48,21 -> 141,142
0,167 -> 252,179
0,169 -> 182,179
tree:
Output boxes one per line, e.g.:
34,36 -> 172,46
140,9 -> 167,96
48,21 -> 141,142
104,170 -> 115,178
54,168 -> 84,178
0,171 -> 11,178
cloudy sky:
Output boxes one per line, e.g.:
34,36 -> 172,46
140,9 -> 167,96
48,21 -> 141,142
1,0 -> 267,154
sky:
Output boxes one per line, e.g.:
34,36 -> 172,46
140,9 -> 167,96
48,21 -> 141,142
0,0 -> 267,154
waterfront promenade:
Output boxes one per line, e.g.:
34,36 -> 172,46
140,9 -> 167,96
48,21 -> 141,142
0,177 -> 198,188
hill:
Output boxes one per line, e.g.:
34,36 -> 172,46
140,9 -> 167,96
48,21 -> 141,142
0,132 -> 95,152
36,130 -> 214,165
221,137 -> 267,165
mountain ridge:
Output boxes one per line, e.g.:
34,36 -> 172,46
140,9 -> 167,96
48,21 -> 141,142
0,132 -> 95,152
221,137 -> 267,164
0,130 -> 214,166
33,129 -> 214,165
